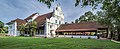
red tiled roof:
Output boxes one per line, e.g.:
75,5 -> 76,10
34,12 -> 53,27
24,13 -> 38,21
7,18 -> 26,26
56,22 -> 99,32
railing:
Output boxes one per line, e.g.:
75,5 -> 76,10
57,35 -> 97,39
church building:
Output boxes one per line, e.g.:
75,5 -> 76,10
7,5 -> 109,39
7,5 -> 64,37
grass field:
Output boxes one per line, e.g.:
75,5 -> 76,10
0,36 -> 120,49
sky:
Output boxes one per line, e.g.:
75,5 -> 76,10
0,0 -> 102,23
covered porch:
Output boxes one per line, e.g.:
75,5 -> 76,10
56,30 -> 98,39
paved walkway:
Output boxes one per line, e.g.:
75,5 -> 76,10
111,40 -> 120,43
98,38 -> 120,43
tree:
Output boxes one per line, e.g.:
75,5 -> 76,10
18,24 -> 26,36
38,0 -> 54,8
76,11 -> 97,22
0,21 -> 4,28
26,21 -> 37,36
0,21 -> 8,34
75,19 -> 79,23
0,21 -> 4,33
96,11 -> 120,40
30,21 -> 37,36
2,27 -> 8,33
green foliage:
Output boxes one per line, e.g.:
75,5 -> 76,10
26,21 -> 37,36
0,21 -> 4,28
30,21 -> 37,36
38,0 -> 55,8
0,37 -> 120,49
18,24 -> 26,36
18,21 -> 37,36
75,19 -> 79,23
78,0 -> 120,32
75,11 -> 98,23
0,21 -> 7,33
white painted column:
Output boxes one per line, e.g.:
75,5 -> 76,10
44,18 -> 50,37
52,30 -> 56,37
14,22 -> 17,36
8,26 -> 11,35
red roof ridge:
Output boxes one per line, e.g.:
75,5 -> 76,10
37,12 -> 53,18
34,12 -> 53,27
24,13 -> 38,21
56,22 -> 99,32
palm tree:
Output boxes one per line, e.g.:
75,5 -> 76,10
30,21 -> 37,36
27,21 -> 37,37
18,24 -> 26,36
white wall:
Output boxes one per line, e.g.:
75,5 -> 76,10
8,22 -> 19,36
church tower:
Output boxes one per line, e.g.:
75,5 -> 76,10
53,4 -> 64,24
44,4 -> 64,37
43,4 -> 65,38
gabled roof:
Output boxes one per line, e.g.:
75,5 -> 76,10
7,18 -> 26,26
7,12 -> 53,28
56,22 -> 107,32
34,12 -> 53,27
24,13 -> 38,21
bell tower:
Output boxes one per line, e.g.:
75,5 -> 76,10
46,4 -> 64,37
53,4 -> 64,24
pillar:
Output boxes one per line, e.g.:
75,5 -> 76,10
64,33 -> 65,37
52,30 -> 56,37
14,21 -> 17,36
44,18 -> 50,38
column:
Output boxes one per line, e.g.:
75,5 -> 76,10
14,22 -> 17,36
52,30 -> 56,37
44,21 -> 48,37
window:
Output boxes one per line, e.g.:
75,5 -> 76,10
56,7 -> 58,10
50,25 -> 52,28
55,20 -> 57,23
59,21 -> 61,24
10,26 -> 12,29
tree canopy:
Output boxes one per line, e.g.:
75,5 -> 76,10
0,21 -> 8,33
75,11 -> 97,23
0,21 -> 4,28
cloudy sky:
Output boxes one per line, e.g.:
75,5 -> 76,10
0,0 -> 101,23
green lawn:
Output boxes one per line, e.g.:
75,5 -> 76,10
0,36 -> 120,49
